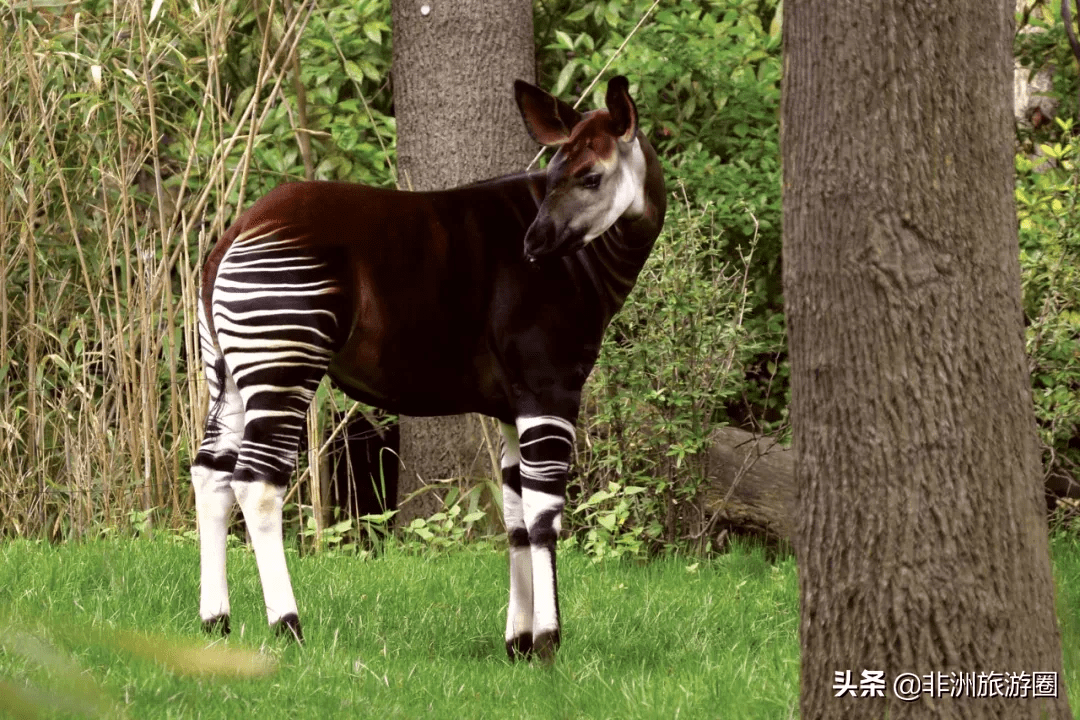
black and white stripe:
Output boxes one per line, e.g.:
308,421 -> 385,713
501,416 -> 575,658
191,225 -> 343,639
211,226 -> 343,485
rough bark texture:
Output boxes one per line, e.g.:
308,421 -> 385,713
782,1 -> 1071,718
392,0 -> 535,191
391,0 -> 534,523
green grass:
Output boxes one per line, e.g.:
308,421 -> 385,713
1051,530 -> 1080,712
0,537 -> 799,719
5,534 -> 1080,718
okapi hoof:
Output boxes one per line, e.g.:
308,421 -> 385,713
506,633 -> 533,662
273,613 -> 304,643
531,629 -> 560,663
202,614 -> 231,637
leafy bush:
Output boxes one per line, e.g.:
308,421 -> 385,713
537,0 -> 783,296
1016,118 -> 1080,480
1015,1 -> 1080,124
567,199 -> 782,558
1014,4 -> 1080,491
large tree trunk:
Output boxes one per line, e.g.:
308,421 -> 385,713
390,0 -> 534,524
782,1 -> 1071,718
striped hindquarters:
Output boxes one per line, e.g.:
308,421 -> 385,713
208,225 -> 346,484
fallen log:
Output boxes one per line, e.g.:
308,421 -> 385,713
700,426 -> 1079,543
700,427 -> 796,542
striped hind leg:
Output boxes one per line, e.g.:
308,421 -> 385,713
192,302 -> 243,634
509,415 -> 575,661
211,234 -> 344,641
217,335 -> 335,641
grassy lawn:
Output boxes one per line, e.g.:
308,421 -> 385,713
0,537 -> 799,719
3,533 -> 1080,718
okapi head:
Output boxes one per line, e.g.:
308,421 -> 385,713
514,75 -> 648,262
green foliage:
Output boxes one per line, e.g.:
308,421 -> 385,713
571,199 -> 784,557
3,0 -> 1078,558
1015,0 -> 1080,122
304,515 -> 355,549
400,485 -> 493,550
182,0 -> 396,206
1016,116 -> 1080,474
566,480 -> 653,560
537,0 -> 783,274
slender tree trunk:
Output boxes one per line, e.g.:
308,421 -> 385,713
782,1 -> 1071,718
391,0 -> 534,524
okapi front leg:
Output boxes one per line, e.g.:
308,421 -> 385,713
516,415 -> 574,660
500,422 -> 534,660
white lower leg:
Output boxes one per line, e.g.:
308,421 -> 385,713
515,417 -> 571,643
193,465 -> 235,621
525,514 -> 561,638
522,485 -> 563,639
503,484 -> 534,642
233,480 -> 298,625
500,423 -> 534,645
507,543 -> 534,641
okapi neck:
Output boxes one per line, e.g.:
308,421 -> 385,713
612,133 -> 667,252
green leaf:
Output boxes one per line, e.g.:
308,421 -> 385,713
554,60 -> 578,97
565,4 -> 593,22
583,490 -> 613,507
1039,144 -> 1060,160
344,60 -> 364,84
363,22 -> 382,44
770,2 -> 783,38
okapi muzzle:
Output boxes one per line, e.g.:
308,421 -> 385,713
522,202 -> 585,263
515,75 -> 647,262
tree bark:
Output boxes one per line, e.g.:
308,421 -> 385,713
782,0 -> 1071,717
390,0 -> 534,524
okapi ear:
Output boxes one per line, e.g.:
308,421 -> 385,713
605,76 -> 638,143
514,79 -> 582,146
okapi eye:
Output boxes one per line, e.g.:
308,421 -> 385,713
581,173 -> 602,190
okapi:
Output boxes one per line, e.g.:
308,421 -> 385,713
192,75 -> 666,660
